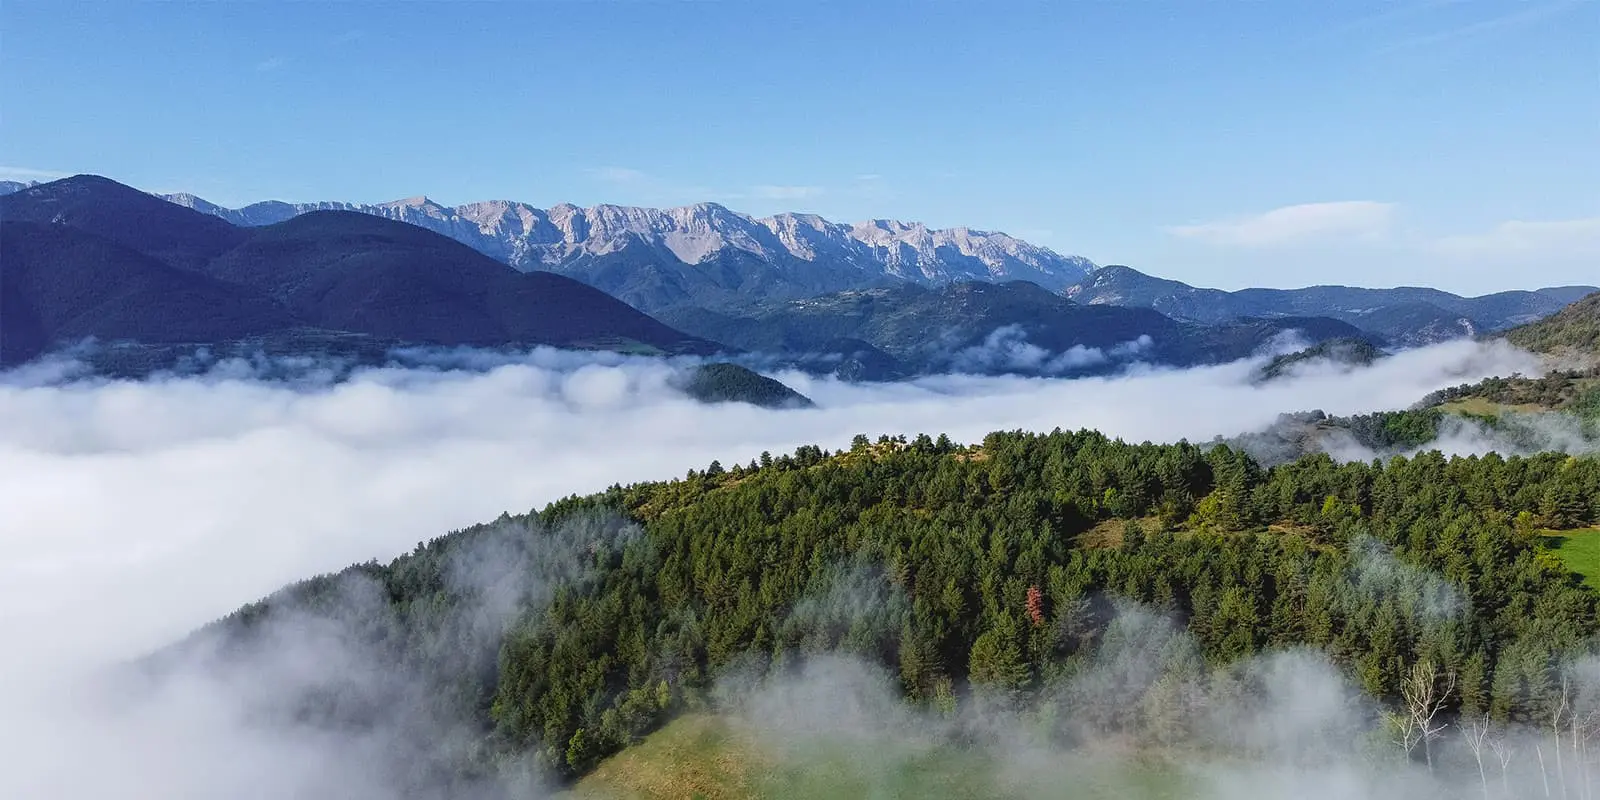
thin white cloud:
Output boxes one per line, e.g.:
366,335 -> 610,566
255,56 -> 287,73
0,165 -> 70,182
1431,216 -> 1600,262
1166,201 -> 1398,248
1313,0 -> 1461,41
583,169 -> 814,209
1375,0 -> 1584,53
586,165 -> 649,184
751,184 -> 824,200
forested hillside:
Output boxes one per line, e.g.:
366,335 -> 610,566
1504,291 -> 1600,357
675,363 -> 814,408
655,281 -> 1363,377
1254,337 -> 1384,383
1417,369 -> 1600,417
1064,265 -> 1594,346
181,428 -> 1600,794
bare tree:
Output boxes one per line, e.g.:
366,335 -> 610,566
1461,714 -> 1492,800
1556,676 -> 1573,800
1570,700 -> 1600,800
1488,733 -> 1517,800
1401,659 -> 1456,773
1388,708 -> 1424,763
1541,743 -> 1555,799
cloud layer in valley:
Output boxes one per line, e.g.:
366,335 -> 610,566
0,337 -> 1562,797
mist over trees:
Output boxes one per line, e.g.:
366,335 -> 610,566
3,321 -> 1590,798
179,426 -> 1600,794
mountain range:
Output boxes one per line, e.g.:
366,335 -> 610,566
158,190 -> 1097,313
1065,265 -> 1595,346
142,185 -> 1598,347
4,175 -> 1594,380
0,175 -> 1370,377
0,176 -> 717,366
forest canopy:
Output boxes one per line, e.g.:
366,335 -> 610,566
184,425 -> 1600,791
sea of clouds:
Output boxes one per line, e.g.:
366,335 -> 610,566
0,337 -> 1575,798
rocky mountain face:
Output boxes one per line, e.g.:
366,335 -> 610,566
162,192 -> 1097,312
1066,265 -> 1596,346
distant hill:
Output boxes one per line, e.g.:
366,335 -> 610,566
1255,337 -> 1384,383
675,363 -> 814,409
201,211 -> 718,352
1065,265 -> 1593,346
1,175 -> 248,270
1502,291 -> 1600,358
795,337 -> 909,382
658,280 -> 1365,376
0,220 -> 298,365
1532,286 -> 1600,305
0,175 -> 719,366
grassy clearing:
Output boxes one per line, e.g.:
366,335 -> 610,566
566,713 -> 1186,800
1540,526 -> 1600,590
1436,397 -> 1547,416
1079,516 -> 1161,548
565,715 -> 765,800
1266,522 -> 1324,540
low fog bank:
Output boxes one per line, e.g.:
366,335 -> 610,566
945,327 -> 1157,375
1364,412 -> 1597,461
0,338 -> 1543,666
0,336 -> 1562,798
1226,395 -> 1599,467
1229,406 -> 1600,467
7,514 -> 634,799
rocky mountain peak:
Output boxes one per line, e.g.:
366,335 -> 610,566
158,188 -> 1099,308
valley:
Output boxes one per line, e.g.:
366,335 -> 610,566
4,7 -> 1597,794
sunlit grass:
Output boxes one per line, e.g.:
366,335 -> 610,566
566,715 -> 763,800
1541,527 -> 1600,591
1435,398 -> 1545,416
566,713 -> 1186,800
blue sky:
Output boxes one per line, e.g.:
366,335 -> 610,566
3,1 -> 1596,294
